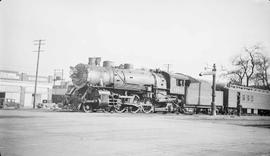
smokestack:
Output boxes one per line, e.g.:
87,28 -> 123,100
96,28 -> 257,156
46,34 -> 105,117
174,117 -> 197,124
88,57 -> 96,66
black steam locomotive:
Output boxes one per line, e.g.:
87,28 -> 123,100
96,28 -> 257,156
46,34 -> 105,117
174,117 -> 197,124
66,57 -> 190,113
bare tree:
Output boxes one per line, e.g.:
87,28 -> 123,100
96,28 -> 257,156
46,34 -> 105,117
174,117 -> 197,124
225,44 -> 267,87
225,65 -> 245,85
225,54 -> 249,86
243,45 -> 259,86
254,53 -> 270,89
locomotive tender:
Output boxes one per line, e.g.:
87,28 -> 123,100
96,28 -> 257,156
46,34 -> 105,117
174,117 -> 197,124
67,57 -> 190,113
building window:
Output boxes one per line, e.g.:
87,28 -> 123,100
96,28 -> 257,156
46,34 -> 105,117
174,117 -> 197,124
247,95 -> 250,101
242,95 -> 245,101
251,95 -> 254,102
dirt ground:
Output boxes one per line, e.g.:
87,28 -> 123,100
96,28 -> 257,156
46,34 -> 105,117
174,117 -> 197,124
0,110 -> 270,156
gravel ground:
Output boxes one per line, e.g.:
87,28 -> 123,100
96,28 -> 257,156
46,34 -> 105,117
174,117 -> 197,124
0,109 -> 270,156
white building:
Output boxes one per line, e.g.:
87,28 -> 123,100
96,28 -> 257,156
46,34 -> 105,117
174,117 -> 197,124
0,70 -> 53,108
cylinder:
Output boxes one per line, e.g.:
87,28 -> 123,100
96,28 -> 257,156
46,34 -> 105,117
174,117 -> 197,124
103,61 -> 114,68
88,57 -> 96,66
124,63 -> 133,69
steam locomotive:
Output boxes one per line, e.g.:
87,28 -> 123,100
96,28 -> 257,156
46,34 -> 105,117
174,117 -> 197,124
66,57 -> 190,113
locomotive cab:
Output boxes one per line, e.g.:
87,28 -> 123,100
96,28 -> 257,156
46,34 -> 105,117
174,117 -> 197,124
169,73 -> 189,95
160,72 -> 189,95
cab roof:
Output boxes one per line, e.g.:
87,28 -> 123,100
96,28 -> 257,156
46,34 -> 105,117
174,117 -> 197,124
170,73 -> 190,80
174,73 -> 200,82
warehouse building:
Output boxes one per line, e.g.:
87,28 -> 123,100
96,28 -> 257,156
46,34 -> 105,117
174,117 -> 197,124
51,81 -> 71,104
0,70 -> 53,108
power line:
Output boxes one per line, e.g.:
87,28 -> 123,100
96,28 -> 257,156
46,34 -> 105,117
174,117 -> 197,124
33,39 -> 45,109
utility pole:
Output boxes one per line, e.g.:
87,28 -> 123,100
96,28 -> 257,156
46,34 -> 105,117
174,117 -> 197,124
211,64 -> 217,116
33,40 -> 45,109
164,64 -> 171,73
199,63 -> 217,116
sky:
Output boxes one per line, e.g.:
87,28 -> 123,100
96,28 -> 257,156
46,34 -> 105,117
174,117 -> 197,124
1,0 -> 270,82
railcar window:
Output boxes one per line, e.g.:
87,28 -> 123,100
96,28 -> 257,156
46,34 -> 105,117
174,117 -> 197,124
242,95 -> 245,101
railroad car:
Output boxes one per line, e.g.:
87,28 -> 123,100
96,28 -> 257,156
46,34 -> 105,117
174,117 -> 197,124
222,84 -> 270,115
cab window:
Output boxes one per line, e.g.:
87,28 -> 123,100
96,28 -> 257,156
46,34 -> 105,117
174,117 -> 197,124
176,79 -> 184,86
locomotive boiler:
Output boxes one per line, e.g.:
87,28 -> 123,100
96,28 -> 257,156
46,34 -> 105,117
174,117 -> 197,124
67,57 -> 190,113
